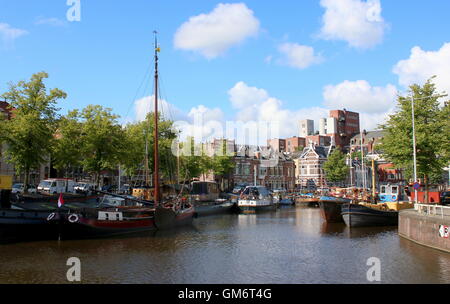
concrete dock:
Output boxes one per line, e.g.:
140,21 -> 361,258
399,205 -> 450,253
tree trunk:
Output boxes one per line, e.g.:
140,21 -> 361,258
96,172 -> 100,190
424,174 -> 429,204
23,168 -> 29,194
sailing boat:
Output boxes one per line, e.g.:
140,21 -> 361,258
146,31 -> 195,229
47,33 -> 194,238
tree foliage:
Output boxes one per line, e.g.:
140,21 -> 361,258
323,148 -> 349,183
379,78 -> 449,184
121,112 -> 178,182
0,72 -> 67,191
52,110 -> 83,175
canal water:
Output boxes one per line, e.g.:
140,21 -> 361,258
1,206 -> 450,284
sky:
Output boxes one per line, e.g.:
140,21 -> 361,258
1,0 -> 450,143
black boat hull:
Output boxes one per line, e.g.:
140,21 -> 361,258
238,204 -> 277,214
319,201 -> 344,223
194,202 -> 236,217
341,204 -> 398,228
154,206 -> 195,230
0,209 -> 58,241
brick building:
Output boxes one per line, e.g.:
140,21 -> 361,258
294,144 -> 333,190
329,109 -> 360,148
267,138 -> 286,153
285,136 -> 306,153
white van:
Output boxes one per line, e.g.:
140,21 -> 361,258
38,179 -> 76,194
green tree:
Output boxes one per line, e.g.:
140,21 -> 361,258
323,148 -> 349,184
379,78 -> 449,189
211,140 -> 235,191
0,72 -> 67,192
121,112 -> 178,184
52,110 -> 83,177
77,105 -> 125,188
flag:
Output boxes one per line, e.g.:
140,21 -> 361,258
58,193 -> 64,208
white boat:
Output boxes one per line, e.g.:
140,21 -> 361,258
238,186 -> 276,214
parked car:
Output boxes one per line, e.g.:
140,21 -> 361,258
74,182 -> 94,193
11,183 -> 37,194
37,179 -> 76,194
440,191 -> 450,206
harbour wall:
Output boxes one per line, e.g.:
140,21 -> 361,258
399,209 -> 450,253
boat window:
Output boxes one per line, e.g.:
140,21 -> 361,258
381,186 -> 386,194
392,186 -> 398,194
191,183 -> 208,195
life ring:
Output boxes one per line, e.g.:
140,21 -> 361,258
47,213 -> 56,221
392,195 -> 397,201
68,214 -> 79,223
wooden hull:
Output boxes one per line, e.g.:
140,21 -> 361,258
318,197 -> 351,223
319,201 -> 344,223
154,206 -> 195,229
341,204 -> 399,228
295,198 -> 319,207
58,217 -> 156,240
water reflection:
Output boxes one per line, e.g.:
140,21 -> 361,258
320,222 -> 346,235
1,206 -> 450,284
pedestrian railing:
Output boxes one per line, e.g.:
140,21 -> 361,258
415,203 -> 450,219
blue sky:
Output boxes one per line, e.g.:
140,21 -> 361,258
1,0 -> 449,140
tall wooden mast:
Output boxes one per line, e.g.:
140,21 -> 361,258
153,31 -> 160,207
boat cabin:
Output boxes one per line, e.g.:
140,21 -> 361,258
241,186 -> 272,200
379,184 -> 401,202
190,181 -> 220,202
99,195 -> 144,208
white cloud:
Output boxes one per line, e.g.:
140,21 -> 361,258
318,0 -> 387,49
228,81 -> 269,109
228,81 -> 329,138
35,17 -> 67,27
134,95 -> 187,122
323,80 -> 398,113
393,43 -> 450,100
0,23 -> 28,47
173,3 -> 260,59
188,105 -> 225,122
228,80 -> 400,138
277,43 -> 323,69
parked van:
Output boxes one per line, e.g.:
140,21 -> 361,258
37,179 -> 76,194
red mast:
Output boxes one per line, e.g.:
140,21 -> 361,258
153,31 -> 160,207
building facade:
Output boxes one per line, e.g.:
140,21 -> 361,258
294,144 -> 332,190
267,138 -> 286,153
329,109 -> 360,148
299,119 -> 314,138
285,136 -> 306,153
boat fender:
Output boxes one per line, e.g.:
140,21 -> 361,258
47,213 -> 56,221
68,214 -> 79,223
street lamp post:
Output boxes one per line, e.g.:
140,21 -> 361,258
409,93 -> 446,204
411,96 -> 418,204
